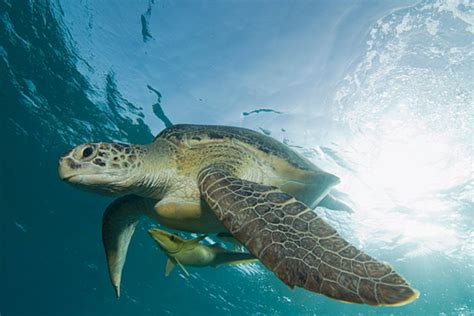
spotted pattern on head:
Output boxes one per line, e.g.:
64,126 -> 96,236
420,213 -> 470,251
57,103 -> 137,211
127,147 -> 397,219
95,143 -> 142,170
61,142 -> 143,172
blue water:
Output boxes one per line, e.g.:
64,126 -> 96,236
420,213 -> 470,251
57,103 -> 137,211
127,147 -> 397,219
1,0 -> 473,315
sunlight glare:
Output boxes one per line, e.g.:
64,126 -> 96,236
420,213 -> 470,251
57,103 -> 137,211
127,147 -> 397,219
337,109 -> 469,258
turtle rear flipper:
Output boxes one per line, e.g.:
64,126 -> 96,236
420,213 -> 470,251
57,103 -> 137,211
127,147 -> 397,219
317,194 -> 354,213
198,166 -> 419,306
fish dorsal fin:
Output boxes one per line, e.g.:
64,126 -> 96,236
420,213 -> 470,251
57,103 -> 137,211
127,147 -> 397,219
165,259 -> 176,277
185,234 -> 208,246
175,257 -> 190,277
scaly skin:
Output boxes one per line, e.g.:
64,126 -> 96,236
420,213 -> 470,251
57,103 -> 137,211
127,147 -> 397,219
198,166 -> 419,306
58,126 -> 338,231
58,124 -> 419,305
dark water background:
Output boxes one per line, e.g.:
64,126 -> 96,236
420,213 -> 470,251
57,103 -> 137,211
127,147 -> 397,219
1,0 -> 473,315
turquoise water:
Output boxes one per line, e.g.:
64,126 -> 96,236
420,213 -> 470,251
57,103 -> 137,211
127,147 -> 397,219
1,0 -> 473,315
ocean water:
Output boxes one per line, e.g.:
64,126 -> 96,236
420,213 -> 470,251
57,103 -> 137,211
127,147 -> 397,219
1,0 -> 473,315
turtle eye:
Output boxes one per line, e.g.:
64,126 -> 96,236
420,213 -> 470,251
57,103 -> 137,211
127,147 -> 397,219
82,146 -> 94,158
169,236 -> 175,241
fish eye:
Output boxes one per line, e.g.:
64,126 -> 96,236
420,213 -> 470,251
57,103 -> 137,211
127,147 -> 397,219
82,147 -> 94,158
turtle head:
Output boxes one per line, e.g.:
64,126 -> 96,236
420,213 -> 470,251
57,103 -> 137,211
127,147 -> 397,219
148,228 -> 184,254
58,142 -> 146,195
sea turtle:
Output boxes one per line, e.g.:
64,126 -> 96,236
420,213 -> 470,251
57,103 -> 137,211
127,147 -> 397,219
58,124 -> 419,306
148,228 -> 257,276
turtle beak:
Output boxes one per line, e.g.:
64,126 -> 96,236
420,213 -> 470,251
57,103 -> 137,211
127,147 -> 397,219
58,149 -> 78,181
58,156 -> 82,182
58,158 -> 72,181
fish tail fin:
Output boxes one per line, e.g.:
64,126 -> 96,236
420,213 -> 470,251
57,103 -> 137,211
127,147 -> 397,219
213,251 -> 257,266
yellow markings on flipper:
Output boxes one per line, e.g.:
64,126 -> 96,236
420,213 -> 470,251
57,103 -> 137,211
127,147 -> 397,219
330,287 -> 419,306
380,288 -> 420,307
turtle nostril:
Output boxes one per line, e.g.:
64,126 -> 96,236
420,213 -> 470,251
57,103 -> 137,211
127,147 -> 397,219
67,158 -> 82,170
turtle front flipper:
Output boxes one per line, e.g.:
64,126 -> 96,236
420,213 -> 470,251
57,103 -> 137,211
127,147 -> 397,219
102,195 -> 151,298
198,166 -> 419,306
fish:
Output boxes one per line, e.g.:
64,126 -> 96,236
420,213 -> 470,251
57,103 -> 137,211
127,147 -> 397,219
148,228 -> 257,276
